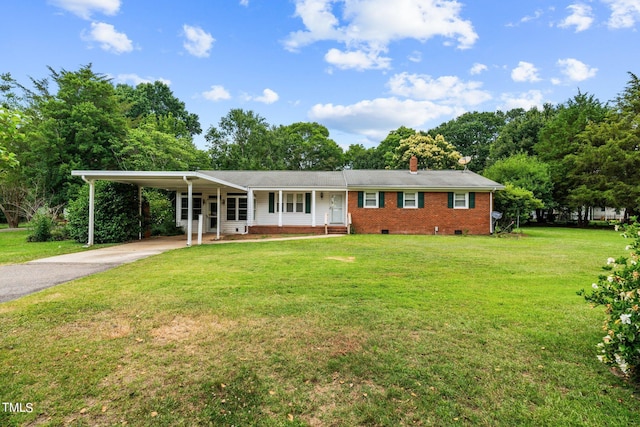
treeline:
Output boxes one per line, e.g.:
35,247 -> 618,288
1,65 -> 640,229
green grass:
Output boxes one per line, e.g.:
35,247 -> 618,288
0,230 -> 111,265
1,228 -> 639,426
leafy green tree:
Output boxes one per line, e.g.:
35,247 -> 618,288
114,115 -> 209,171
372,126 -> 416,169
493,183 -> 544,228
428,111 -> 506,172
392,133 -> 461,170
345,143 -> 378,169
0,108 -> 21,174
535,92 -> 609,217
483,153 -> 553,221
572,73 -> 640,221
115,81 -> 201,137
272,122 -> 344,170
206,109 -> 273,169
489,105 -> 556,164
24,65 -> 128,204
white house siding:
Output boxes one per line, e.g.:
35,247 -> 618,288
253,191 -> 346,227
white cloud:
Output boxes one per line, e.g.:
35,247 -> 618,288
499,90 -> 545,111
387,73 -> 491,106
253,88 -> 279,104
325,48 -> 391,71
115,74 -> 171,86
240,0 -> 249,5
182,25 -> 215,58
556,58 -> 598,82
470,63 -> 488,75
511,61 -> 541,83
558,4 -> 594,32
408,51 -> 422,63
203,85 -> 232,101
309,97 -> 456,141
82,22 -> 133,54
603,0 -> 640,29
49,0 -> 120,19
284,0 -> 477,70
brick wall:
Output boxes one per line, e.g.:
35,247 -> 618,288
348,191 -> 493,235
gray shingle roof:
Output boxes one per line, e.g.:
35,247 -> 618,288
198,169 -> 504,191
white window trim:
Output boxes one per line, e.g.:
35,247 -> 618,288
285,192 -> 306,213
403,192 -> 418,209
454,192 -> 469,209
364,191 -> 378,208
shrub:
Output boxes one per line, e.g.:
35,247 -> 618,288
27,209 -> 55,242
67,181 -> 141,244
579,220 -> 640,381
144,189 -> 183,236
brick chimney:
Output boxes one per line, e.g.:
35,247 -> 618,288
409,155 -> 418,174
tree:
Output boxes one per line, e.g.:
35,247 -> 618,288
206,109 -> 272,169
114,115 -> 209,171
345,143 -> 378,169
392,133 -> 461,170
24,65 -> 128,204
428,111 -> 505,172
483,153 -> 553,221
493,183 -> 544,228
573,73 -> 640,222
371,126 -> 416,169
489,105 -> 556,164
272,122 -> 344,170
0,108 -> 20,174
115,81 -> 201,137
535,92 -> 609,217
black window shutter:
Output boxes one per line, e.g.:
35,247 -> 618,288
447,192 -> 454,209
379,191 -> 385,208
305,192 -> 312,214
469,192 -> 476,209
418,192 -> 425,208
397,192 -> 403,208
357,191 -> 364,208
268,192 -> 275,213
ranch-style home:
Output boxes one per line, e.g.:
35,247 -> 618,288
72,157 -> 504,246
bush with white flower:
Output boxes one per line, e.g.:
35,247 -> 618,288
579,220 -> 640,381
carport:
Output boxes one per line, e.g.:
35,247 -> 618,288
71,170 -> 247,246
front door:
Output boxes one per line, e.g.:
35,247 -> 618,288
208,200 -> 218,232
330,194 -> 343,223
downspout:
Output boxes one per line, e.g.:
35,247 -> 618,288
81,176 -> 95,246
183,176 -> 192,247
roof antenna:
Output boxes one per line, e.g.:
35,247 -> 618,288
458,156 -> 472,172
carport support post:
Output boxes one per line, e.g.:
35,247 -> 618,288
81,176 -> 95,246
138,185 -> 142,240
184,177 -> 193,247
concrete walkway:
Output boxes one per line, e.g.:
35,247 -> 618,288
0,234 -> 344,303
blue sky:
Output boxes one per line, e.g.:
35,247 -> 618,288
2,1 -> 639,149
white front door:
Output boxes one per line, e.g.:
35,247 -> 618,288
330,194 -> 343,223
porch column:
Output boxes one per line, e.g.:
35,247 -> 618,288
216,187 -> 221,240
311,190 -> 316,227
87,178 -> 95,246
138,185 -> 142,240
278,190 -> 283,227
247,189 -> 254,228
345,189 -> 349,224
184,177 -> 193,247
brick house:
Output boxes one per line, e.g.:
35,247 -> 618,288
72,158 -> 504,245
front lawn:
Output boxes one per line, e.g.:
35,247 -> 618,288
1,228 -> 639,425
0,230 -> 109,265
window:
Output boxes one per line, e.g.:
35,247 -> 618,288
404,192 -> 417,208
285,193 -> 305,213
365,192 -> 378,208
180,193 -> 202,219
454,192 -> 468,209
226,196 -> 247,221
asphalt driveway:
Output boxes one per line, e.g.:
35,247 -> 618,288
0,237 -> 187,303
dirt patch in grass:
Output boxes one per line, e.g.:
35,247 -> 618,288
150,315 -> 232,344
325,256 -> 356,263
